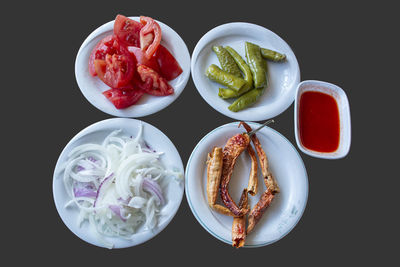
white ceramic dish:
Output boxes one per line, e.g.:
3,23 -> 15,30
294,80 -> 351,159
75,16 -> 191,117
53,118 -> 184,248
185,122 -> 308,247
191,22 -> 300,121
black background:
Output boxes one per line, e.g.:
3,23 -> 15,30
5,0 -> 397,265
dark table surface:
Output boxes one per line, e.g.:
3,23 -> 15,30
5,0 -> 397,265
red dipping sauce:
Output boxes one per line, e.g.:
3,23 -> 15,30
299,91 -> 340,153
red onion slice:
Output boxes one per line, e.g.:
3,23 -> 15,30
109,205 -> 127,222
73,182 -> 97,198
142,177 -> 165,205
94,173 -> 114,208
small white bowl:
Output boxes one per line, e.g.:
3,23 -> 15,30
75,16 -> 191,118
294,80 -> 351,159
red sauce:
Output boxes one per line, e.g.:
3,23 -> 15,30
299,91 -> 340,153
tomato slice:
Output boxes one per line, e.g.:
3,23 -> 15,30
94,59 -> 107,81
93,49 -> 135,89
139,16 -> 162,59
154,45 -> 183,81
89,35 -> 135,87
105,53 -> 134,88
136,65 -> 174,96
114,15 -> 143,47
102,87 -> 144,109
127,46 -> 160,73
131,68 -> 153,91
89,35 -> 116,76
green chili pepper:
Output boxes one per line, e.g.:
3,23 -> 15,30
245,42 -> 267,88
228,87 -> 265,112
206,64 -> 246,91
218,87 -> 243,99
225,46 -> 253,87
260,47 -> 286,62
212,46 -> 242,77
218,46 -> 253,99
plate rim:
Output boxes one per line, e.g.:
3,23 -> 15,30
53,118 -> 185,249
184,121 -> 309,247
191,22 -> 301,121
74,16 -> 191,118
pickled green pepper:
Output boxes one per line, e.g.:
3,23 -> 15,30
260,47 -> 286,62
206,64 -> 246,91
228,87 -> 265,112
245,42 -> 267,88
218,87 -> 243,99
225,46 -> 253,88
212,46 -> 242,77
218,46 -> 255,99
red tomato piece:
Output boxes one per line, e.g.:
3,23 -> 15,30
114,15 -> 143,47
131,70 -> 153,91
89,35 -> 116,76
127,46 -> 160,73
105,53 -> 134,88
154,45 -> 183,81
102,87 -> 144,109
94,59 -> 107,81
89,35 -> 135,88
137,65 -> 174,96
139,16 -> 162,59
93,48 -> 135,88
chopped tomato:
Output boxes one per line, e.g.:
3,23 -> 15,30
89,35 -> 116,76
89,35 -> 135,88
137,65 -> 174,96
89,15 -> 182,110
93,48 -> 135,88
131,70 -> 153,91
139,16 -> 161,58
127,46 -> 160,73
154,45 -> 183,81
114,15 -> 142,47
102,87 -> 144,109
141,32 -> 154,50
94,59 -> 107,81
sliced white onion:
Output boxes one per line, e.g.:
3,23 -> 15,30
61,123 -> 181,248
128,196 -> 147,209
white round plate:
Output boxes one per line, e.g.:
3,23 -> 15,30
53,118 -> 184,248
191,23 -> 300,121
75,17 -> 191,117
185,122 -> 308,247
